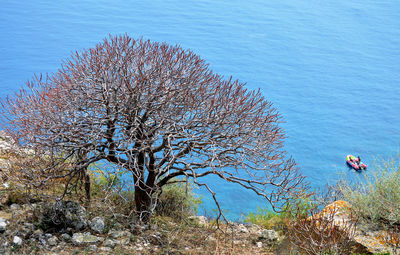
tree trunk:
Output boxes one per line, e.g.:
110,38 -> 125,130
134,184 -> 152,223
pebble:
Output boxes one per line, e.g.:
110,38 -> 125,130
0,222 -> 6,233
47,236 -> 58,246
13,236 -> 22,246
10,204 -> 21,211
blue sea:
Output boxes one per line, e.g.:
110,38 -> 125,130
1,0 -> 399,220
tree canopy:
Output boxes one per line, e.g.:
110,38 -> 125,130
0,34 -> 305,222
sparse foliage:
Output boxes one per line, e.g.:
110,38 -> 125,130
0,34 -> 305,223
340,156 -> 400,225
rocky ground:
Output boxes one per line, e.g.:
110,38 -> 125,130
0,199 -> 281,255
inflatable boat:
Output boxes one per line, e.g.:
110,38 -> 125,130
346,155 -> 367,170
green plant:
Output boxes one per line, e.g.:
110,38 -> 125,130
244,207 -> 288,230
340,156 -> 400,225
155,180 -> 202,220
244,194 -> 313,231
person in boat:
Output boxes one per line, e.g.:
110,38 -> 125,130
357,156 -> 362,168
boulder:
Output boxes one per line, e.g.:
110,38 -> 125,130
188,215 -> 208,226
47,236 -> 58,246
104,238 -> 118,248
61,233 -> 71,242
90,216 -> 105,234
258,229 -> 278,242
72,232 -> 101,246
109,229 -> 130,239
317,200 -> 396,254
41,200 -> 87,231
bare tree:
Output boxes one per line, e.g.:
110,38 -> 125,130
0,34 -> 305,223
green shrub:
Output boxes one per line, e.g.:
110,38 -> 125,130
155,180 -> 202,220
340,156 -> 400,225
244,207 -> 288,230
244,196 -> 313,231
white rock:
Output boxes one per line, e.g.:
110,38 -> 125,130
13,236 -> 22,246
47,236 -> 58,246
188,215 -> 208,225
90,216 -> 105,234
256,241 -> 263,248
104,238 -> 118,248
10,203 -> 21,211
99,247 -> 112,252
88,245 -> 98,251
72,232 -> 101,246
0,222 -> 6,233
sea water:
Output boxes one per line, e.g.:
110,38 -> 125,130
1,0 -> 399,220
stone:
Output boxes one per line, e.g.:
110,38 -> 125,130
258,229 -> 278,242
88,245 -> 98,251
13,236 -> 22,246
104,238 -> 118,248
0,222 -> 6,233
10,203 -> 21,211
41,200 -> 87,231
32,229 -> 43,239
256,241 -> 263,248
238,224 -> 249,233
61,233 -> 71,242
47,236 -> 58,246
109,229 -> 130,239
99,247 -> 113,252
120,238 -> 130,245
90,216 -> 105,234
16,226 -> 33,238
188,215 -> 208,225
72,232 -> 101,246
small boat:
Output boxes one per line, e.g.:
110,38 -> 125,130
346,155 -> 367,170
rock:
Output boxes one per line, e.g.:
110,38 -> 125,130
120,237 -> 130,245
188,215 -> 208,225
0,222 -> 6,233
10,203 -> 21,210
16,226 -> 33,238
256,241 -> 263,248
41,200 -> 87,231
32,229 -> 43,239
109,229 -> 130,239
317,201 -> 392,253
2,241 -> 8,247
238,224 -> 249,233
72,232 -> 101,246
47,236 -> 58,246
88,245 -> 98,251
258,229 -> 278,242
13,236 -> 22,246
104,238 -> 118,248
90,216 -> 105,234
61,233 -> 71,242
99,247 -> 113,252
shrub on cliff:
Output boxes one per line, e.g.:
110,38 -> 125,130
340,156 -> 400,225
